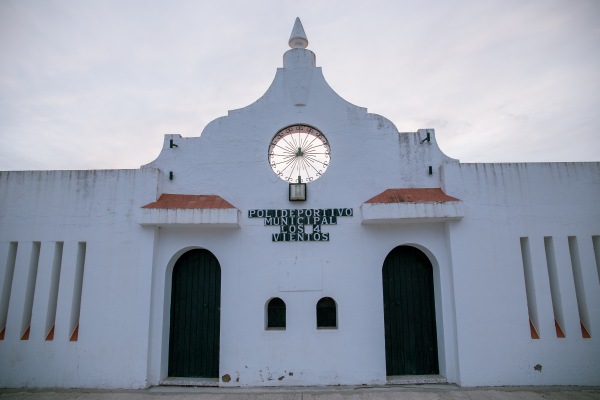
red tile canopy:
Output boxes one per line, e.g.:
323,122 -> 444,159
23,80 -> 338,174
142,194 -> 236,209
365,188 -> 460,204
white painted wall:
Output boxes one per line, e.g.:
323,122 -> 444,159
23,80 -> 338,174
143,46 -> 461,387
0,169 -> 160,388
145,221 -> 458,387
443,162 -> 600,386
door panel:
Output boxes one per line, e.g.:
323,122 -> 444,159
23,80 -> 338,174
168,249 -> 221,378
382,246 -> 439,376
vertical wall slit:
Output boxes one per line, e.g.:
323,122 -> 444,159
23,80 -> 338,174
69,242 -> 86,341
45,242 -> 63,341
520,238 -> 540,339
21,242 -> 41,340
544,237 -> 565,338
1,242 -> 19,340
568,237 -> 591,338
593,236 -> 600,287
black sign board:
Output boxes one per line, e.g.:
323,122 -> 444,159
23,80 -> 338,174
248,208 -> 353,242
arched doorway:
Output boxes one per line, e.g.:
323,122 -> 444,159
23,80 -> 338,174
168,249 -> 221,378
382,246 -> 439,376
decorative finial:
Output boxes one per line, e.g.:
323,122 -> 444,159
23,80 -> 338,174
289,17 -> 308,49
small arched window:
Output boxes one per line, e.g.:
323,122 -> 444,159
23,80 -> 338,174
316,297 -> 337,329
266,297 -> 286,329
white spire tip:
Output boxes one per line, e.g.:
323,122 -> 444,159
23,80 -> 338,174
289,17 -> 308,49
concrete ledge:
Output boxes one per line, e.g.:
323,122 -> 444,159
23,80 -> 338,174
160,377 -> 219,387
387,374 -> 448,385
137,208 -> 240,227
360,202 -> 464,224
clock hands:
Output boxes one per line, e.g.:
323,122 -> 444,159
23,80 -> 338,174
268,125 -> 330,183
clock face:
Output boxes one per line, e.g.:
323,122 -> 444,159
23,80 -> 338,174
268,124 -> 331,183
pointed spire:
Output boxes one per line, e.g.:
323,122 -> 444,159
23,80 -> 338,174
289,17 -> 308,49
283,17 -> 315,69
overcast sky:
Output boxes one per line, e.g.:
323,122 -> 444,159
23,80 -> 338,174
1,0 -> 599,171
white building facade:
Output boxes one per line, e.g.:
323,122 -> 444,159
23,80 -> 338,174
1,19 -> 599,389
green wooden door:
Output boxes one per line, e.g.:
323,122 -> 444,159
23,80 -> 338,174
382,246 -> 439,376
168,249 -> 221,378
